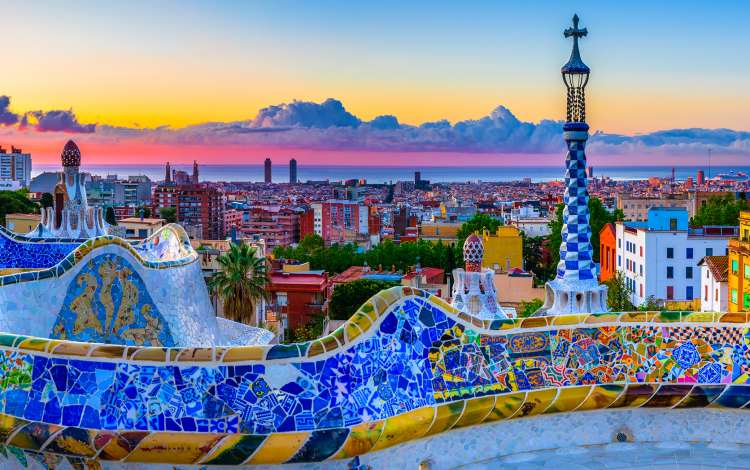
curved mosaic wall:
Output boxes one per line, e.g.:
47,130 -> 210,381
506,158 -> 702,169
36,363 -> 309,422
0,226 -> 80,270
0,287 -> 747,467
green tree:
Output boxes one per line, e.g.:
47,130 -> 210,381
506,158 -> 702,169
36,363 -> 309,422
522,235 -> 552,284
137,206 -> 151,218
605,270 -> 634,311
690,194 -> 749,227
328,279 -> 398,320
209,242 -> 269,325
0,190 -> 39,226
455,213 -> 503,263
40,192 -> 54,209
548,198 -> 624,268
517,298 -> 544,317
105,207 -> 118,226
638,295 -> 662,311
159,206 -> 177,223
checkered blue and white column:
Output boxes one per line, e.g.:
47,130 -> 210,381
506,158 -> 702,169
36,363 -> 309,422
555,123 -> 596,283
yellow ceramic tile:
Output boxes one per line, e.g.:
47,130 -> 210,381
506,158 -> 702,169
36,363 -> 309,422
89,345 -> 127,359
512,388 -> 558,418
344,321 -> 364,344
51,341 -> 93,357
720,312 -> 750,324
332,327 -> 346,347
306,340 -> 326,358
0,414 -> 29,443
126,432 -> 225,464
483,391 -> 527,422
351,312 -> 373,334
129,348 -> 167,362
247,432 -> 309,464
642,384 -> 693,408
617,312 -> 652,323
371,406 -> 435,451
98,432 -> 149,460
544,385 -> 592,414
332,420 -> 385,459
520,317 -> 548,329
221,346 -> 267,362
453,396 -> 496,428
176,348 -> 214,362
577,384 -> 625,411
551,314 -> 588,326
609,384 -> 658,408
16,337 -> 50,352
320,334 -> 340,353
681,312 -> 718,323
583,313 -> 620,324
424,401 -> 465,436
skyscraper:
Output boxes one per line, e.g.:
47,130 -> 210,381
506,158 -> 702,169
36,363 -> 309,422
165,162 -> 171,183
264,158 -> 272,183
289,158 -> 298,184
0,146 -> 32,187
192,160 -> 199,184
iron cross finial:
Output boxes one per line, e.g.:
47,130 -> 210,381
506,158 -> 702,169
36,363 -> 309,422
564,14 -> 588,40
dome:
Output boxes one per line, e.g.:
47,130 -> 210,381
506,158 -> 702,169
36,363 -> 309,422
463,233 -> 484,271
61,140 -> 81,167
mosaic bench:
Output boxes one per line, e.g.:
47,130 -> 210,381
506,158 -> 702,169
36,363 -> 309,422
0,285 -> 748,468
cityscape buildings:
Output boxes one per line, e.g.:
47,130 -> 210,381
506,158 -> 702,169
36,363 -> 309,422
615,208 -> 736,307
289,158 -> 297,184
0,146 -> 31,188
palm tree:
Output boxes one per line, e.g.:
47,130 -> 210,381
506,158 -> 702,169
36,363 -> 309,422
209,242 -> 269,324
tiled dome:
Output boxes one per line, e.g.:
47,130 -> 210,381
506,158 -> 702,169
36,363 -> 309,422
463,233 -> 484,271
61,140 -> 81,168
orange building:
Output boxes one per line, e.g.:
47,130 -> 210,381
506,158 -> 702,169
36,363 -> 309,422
599,223 -> 617,282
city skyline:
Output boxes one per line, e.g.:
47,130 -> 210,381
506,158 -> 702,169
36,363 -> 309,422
1,1 -> 749,165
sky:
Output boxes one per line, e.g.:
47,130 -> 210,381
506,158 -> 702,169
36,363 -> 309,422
1,0 -> 750,166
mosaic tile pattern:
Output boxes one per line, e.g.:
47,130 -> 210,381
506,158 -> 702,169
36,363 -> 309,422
0,288 -> 747,465
0,224 -> 197,288
556,126 -> 595,282
0,226 -> 79,270
50,254 -> 174,347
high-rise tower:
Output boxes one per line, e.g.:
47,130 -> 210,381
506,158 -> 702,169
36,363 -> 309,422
264,158 -> 272,183
192,160 -> 199,184
538,15 -> 607,315
289,158 -> 298,184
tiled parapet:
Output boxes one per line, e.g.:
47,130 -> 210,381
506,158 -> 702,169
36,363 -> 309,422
0,287 -> 748,466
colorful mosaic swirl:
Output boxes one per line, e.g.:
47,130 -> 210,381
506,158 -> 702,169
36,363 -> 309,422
0,224 -> 197,287
0,288 -> 750,466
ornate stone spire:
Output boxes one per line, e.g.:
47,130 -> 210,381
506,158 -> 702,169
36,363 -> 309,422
538,15 -> 607,316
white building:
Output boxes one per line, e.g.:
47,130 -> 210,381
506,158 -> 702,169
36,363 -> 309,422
698,256 -> 728,312
615,207 -> 736,307
510,217 -> 552,237
0,147 -> 31,187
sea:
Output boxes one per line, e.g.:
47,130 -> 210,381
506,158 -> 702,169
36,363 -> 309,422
30,164 -> 750,184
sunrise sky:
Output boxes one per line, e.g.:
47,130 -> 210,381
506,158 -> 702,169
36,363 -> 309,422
2,0 -> 750,165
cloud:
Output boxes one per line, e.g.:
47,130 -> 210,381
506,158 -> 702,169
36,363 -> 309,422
0,96 -> 19,126
4,95 -> 750,160
249,98 -> 361,129
20,109 -> 95,133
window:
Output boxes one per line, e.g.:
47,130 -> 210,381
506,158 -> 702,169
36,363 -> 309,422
639,246 -> 643,257
706,248 -> 713,256
667,266 -> 674,279
704,285 -> 708,301
618,238 -> 621,248
666,247 -> 674,259
745,264 -> 750,279
732,259 -> 739,274
667,286 -> 674,300
639,265 -> 643,276
640,284 -> 643,297
686,286 -> 693,300
686,247 -> 693,259
669,218 -> 678,231
732,289 -> 738,304
744,293 -> 750,310
618,255 -> 621,267
276,292 -> 288,306
686,266 -> 693,279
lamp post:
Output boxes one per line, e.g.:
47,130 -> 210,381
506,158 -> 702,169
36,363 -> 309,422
538,14 -> 608,315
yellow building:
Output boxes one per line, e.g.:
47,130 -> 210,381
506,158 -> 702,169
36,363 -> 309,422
4,213 -> 41,234
481,226 -> 523,272
728,211 -> 750,312
418,223 -> 461,243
